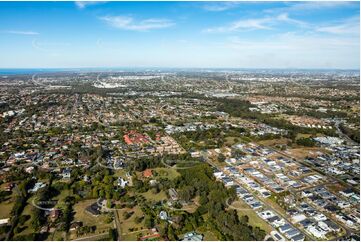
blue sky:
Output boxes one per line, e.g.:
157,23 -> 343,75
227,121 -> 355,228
0,1 -> 359,69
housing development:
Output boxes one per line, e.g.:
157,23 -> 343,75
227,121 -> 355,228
0,70 -> 359,241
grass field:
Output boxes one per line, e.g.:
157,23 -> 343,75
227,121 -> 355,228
209,157 -> 227,168
152,168 -> 180,180
117,205 -> 145,235
180,196 -> 199,213
258,138 -> 291,147
181,202 -> 199,213
0,187 -> 16,219
0,199 -> 14,219
225,136 -> 242,146
295,133 -> 313,139
120,232 -> 139,241
141,190 -> 167,202
202,230 -> 219,241
195,220 -> 220,241
48,229 -> 66,241
15,201 -> 34,237
229,200 -> 273,234
120,228 -> 154,241
72,199 -> 113,238
53,189 -> 72,203
114,169 -> 127,177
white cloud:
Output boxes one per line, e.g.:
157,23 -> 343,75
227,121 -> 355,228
288,1 -> 355,11
100,16 -> 175,31
202,2 -> 241,12
205,17 -> 272,33
276,13 -> 308,27
75,1 -> 106,9
265,1 -> 356,14
316,16 -> 360,35
204,13 -> 305,33
3,30 -> 39,35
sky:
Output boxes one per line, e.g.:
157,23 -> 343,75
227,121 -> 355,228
0,1 -> 359,69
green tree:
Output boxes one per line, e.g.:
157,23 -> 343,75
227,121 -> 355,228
167,225 -> 177,241
218,153 -> 226,163
144,216 -> 154,229
109,228 -> 117,241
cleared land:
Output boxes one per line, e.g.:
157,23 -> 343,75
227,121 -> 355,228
258,138 -> 291,146
285,147 -> 329,160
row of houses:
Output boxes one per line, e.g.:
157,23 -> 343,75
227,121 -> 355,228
213,168 -> 305,241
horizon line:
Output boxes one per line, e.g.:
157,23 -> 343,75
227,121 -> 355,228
0,67 -> 359,71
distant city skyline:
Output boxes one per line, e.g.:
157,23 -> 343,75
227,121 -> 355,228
0,1 -> 359,69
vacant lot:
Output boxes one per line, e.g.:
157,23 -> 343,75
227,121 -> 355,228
326,183 -> 346,194
258,138 -> 291,147
286,147 -> 328,160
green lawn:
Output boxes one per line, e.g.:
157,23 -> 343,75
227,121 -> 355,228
15,202 -> 34,237
53,189 -> 72,203
196,222 -> 220,241
117,205 -> 145,235
203,231 -> 218,241
72,199 -> 113,239
49,230 -> 66,241
114,169 -> 127,177
141,190 -> 167,202
121,233 -> 139,241
152,168 -> 180,180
